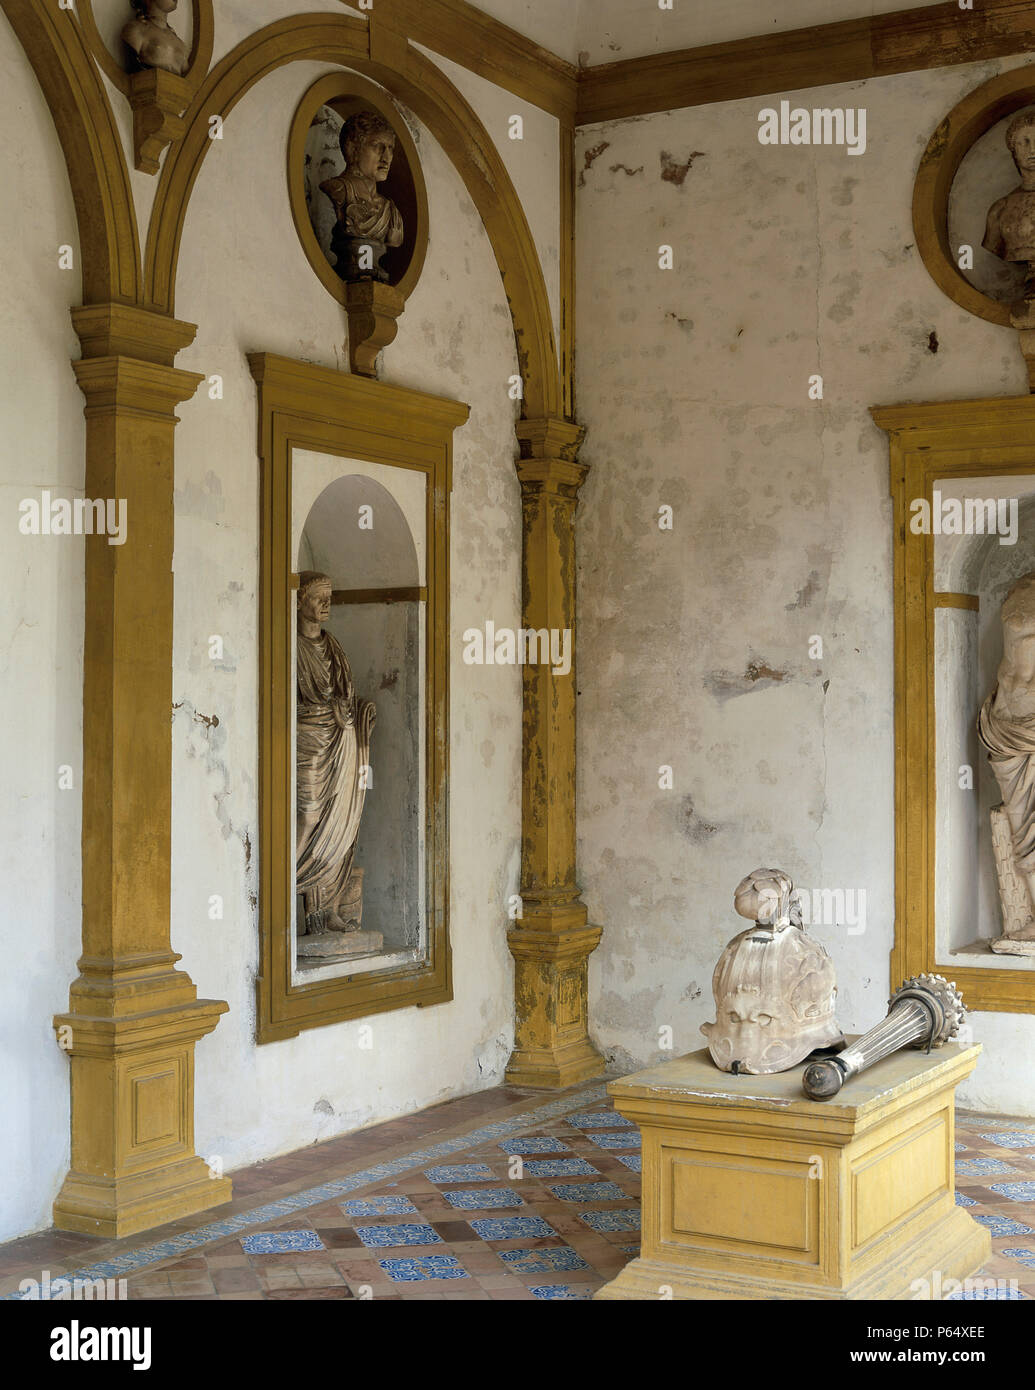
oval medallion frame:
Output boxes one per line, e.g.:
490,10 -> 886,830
914,65 -> 1035,328
288,72 -> 430,310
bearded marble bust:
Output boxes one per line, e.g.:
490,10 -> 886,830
122,0 -> 190,78
701,868 -> 844,1075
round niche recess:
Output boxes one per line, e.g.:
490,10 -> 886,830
288,71 -> 429,308
914,65 -> 1035,328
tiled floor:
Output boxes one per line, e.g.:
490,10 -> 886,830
3,1085 -> 1035,1300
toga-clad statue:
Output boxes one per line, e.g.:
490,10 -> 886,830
296,571 -> 377,957
983,110 -> 1035,306
320,111 -> 404,284
122,0 -> 190,77
978,570 -> 1035,954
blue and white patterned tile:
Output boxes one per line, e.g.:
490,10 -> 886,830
1001,1248 -> 1035,1270
548,1181 -> 627,1203
955,1158 -> 1020,1177
341,1196 -> 418,1217
378,1256 -> 470,1283
499,1136 -> 571,1155
954,1142 -> 967,1152
973,1215 -> 1034,1237
615,1154 -> 642,1174
469,1216 -> 557,1241
530,1283 -> 594,1300
442,1187 -> 524,1211
619,1243 -> 640,1255
566,1111 -> 635,1130
989,1181 -> 1035,1202
498,1246 -> 589,1274
578,1209 -> 641,1234
524,1159 -> 599,1178
955,1192 -> 978,1207
585,1131 -> 642,1150
978,1131 -> 1035,1149
240,1230 -> 325,1254
945,1286 -> 1027,1300
423,1164 -> 495,1184
354,1223 -> 444,1248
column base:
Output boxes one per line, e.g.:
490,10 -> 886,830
506,1035 -> 606,1089
506,920 -> 605,1089
596,1207 -> 991,1301
53,1156 -> 232,1241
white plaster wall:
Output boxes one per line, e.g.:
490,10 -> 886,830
0,12 -> 86,1241
470,0 -> 580,65
171,59 -> 522,1173
575,59 -> 1035,1117
418,46 -> 562,358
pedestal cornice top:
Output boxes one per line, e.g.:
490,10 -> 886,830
608,1042 -> 982,1127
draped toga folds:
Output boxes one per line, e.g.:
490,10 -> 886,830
978,689 -> 1035,873
296,628 -> 372,907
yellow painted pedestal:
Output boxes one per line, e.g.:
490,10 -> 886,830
595,1044 -> 990,1300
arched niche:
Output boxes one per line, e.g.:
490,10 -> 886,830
931,476 -> 1035,967
292,468 -> 425,978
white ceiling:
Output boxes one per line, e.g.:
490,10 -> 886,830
471,0 -> 954,67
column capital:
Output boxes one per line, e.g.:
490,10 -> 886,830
517,415 -> 586,459
72,302 -> 199,365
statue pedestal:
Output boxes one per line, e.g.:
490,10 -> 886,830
595,1043 -> 989,1301
296,930 -> 384,962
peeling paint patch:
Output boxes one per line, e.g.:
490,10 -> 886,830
380,668 -> 399,690
928,330 -> 940,354
679,796 -> 718,845
705,659 -> 788,702
682,980 -> 703,1002
609,163 -> 644,178
660,149 -> 706,186
665,312 -> 694,334
579,140 -> 610,187
786,570 -> 821,610
172,700 -> 219,729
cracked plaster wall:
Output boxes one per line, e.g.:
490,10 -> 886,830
575,58 -> 1035,1116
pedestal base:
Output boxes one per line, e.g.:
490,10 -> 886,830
595,1043 -> 990,1301
54,1156 -> 232,1241
296,930 -> 383,960
990,936 -> 1035,956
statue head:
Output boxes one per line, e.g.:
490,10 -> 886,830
131,0 -> 178,15
340,111 -> 397,184
701,869 -> 843,1075
734,866 -> 801,927
298,571 -> 332,625
1006,111 -> 1035,176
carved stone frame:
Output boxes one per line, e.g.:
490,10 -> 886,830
874,392 -> 1035,1016
250,352 -> 469,1043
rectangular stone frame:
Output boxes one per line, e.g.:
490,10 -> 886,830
249,353 -> 469,1042
874,393 -> 1035,1016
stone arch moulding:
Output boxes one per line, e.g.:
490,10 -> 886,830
913,63 -> 1035,330
0,0 -> 142,303
144,12 -> 561,418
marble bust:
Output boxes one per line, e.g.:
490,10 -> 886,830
978,571 -> 1035,954
295,572 -> 377,954
122,0 -> 190,78
701,868 -> 844,1075
983,110 -> 1035,302
320,111 -> 404,283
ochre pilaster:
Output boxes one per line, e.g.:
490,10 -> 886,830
52,304 -> 232,1238
506,417 -> 605,1088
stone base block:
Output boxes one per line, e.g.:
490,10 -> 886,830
594,1043 -> 990,1301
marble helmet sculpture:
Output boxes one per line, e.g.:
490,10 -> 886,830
701,867 -> 844,1075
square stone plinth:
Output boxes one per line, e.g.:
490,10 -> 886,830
594,1044 -> 989,1301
